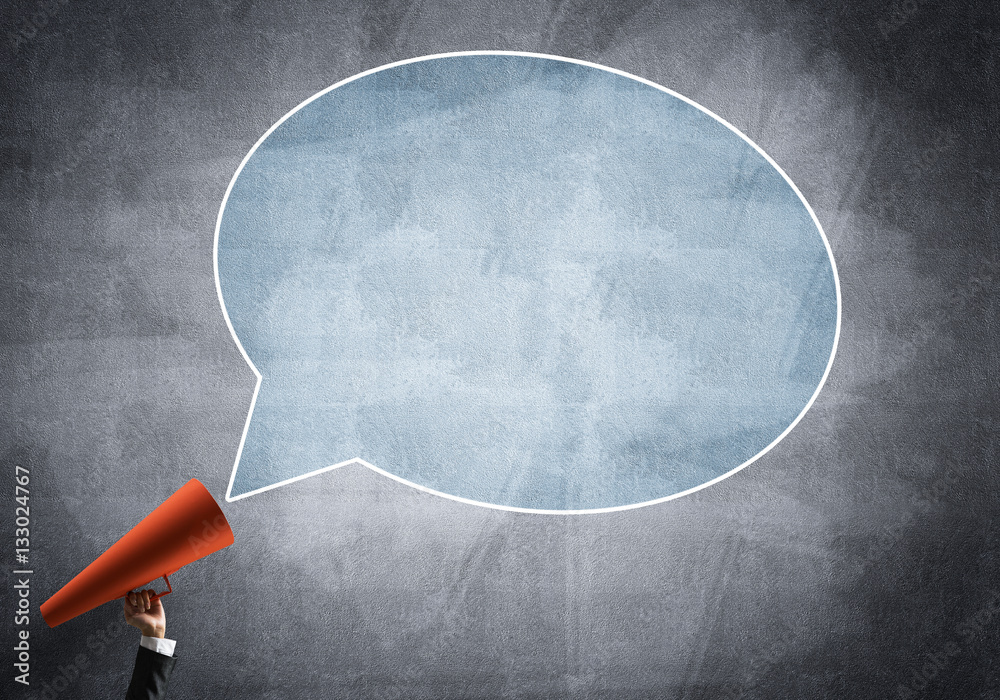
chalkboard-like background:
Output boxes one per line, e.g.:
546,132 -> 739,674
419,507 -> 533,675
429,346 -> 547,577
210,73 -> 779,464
1,1 -> 997,698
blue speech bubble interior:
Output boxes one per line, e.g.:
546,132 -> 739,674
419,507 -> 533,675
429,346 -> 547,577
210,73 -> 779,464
217,54 -> 838,511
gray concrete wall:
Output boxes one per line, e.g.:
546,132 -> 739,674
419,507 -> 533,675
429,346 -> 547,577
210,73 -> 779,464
2,1 -> 997,698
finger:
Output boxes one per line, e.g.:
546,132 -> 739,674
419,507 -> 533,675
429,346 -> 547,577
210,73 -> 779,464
140,590 -> 151,612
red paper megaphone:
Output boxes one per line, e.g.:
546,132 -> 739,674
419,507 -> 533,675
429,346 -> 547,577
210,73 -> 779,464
41,478 -> 234,628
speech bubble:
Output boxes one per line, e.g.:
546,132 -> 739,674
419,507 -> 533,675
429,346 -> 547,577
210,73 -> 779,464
215,52 -> 839,513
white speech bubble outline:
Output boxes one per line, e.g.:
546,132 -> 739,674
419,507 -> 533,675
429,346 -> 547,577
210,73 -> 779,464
214,50 -> 842,513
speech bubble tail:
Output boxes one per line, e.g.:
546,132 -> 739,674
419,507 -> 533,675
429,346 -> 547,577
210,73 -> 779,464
226,457 -> 360,502
225,377 -> 363,501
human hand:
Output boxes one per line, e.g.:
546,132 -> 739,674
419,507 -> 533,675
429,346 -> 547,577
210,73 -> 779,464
123,589 -> 166,639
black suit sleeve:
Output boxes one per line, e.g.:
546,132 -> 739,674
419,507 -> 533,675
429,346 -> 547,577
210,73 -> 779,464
125,645 -> 177,700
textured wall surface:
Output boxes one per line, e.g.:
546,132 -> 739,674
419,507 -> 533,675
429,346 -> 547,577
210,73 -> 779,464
1,1 -> 997,698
